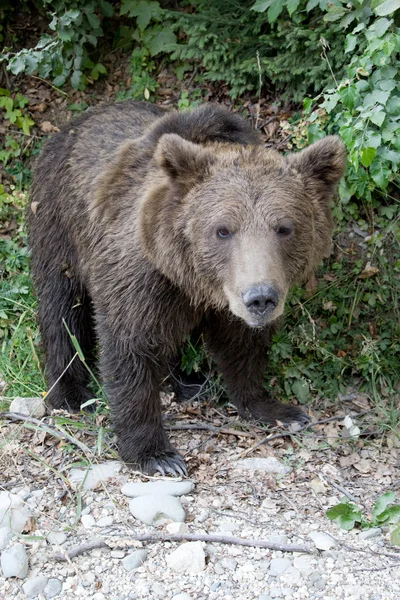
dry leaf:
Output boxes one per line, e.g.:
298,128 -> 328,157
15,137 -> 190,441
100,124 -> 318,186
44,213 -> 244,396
40,121 -> 59,133
30,201 -> 39,215
310,477 -> 326,494
360,262 -> 379,279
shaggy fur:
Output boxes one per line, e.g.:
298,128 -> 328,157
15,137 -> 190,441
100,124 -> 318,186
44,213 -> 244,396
29,101 -> 346,475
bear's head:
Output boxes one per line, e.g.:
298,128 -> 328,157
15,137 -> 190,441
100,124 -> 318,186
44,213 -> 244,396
139,134 -> 346,328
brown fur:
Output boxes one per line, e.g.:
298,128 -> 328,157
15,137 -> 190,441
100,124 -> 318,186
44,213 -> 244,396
29,101 -> 346,475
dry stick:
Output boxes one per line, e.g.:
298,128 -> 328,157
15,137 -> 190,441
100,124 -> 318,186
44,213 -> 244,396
167,423 -> 255,438
0,412 -> 92,455
319,473 -> 360,505
241,410 -> 372,457
55,533 -> 313,562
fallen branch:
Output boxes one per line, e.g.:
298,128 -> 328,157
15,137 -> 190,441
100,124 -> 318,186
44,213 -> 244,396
55,532 -> 313,561
167,423 -> 255,438
0,412 -> 92,455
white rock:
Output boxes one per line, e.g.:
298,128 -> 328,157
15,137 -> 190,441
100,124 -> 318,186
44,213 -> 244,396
22,575 -> 49,598
293,554 -> 315,573
122,480 -> 194,497
358,527 -> 382,540
110,550 -> 125,558
122,549 -> 148,571
69,461 -> 121,490
268,534 -> 288,545
235,457 -> 291,474
308,531 -> 337,550
129,495 -> 185,525
1,542 -> 29,578
166,541 -> 205,573
44,578 -> 63,598
10,396 -> 46,418
81,515 -> 95,529
269,557 -> 292,576
166,522 -> 189,534
172,594 -> 192,600
220,557 -> 237,571
96,516 -> 113,527
47,531 -> 67,546
0,491 -> 31,533
0,526 -> 14,549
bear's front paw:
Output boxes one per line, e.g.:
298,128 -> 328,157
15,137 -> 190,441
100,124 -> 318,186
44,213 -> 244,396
249,399 -> 311,427
121,447 -> 188,477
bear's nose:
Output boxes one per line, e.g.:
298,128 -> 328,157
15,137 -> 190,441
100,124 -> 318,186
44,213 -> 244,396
242,285 -> 279,316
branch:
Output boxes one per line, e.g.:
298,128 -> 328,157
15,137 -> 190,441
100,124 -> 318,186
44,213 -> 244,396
55,532 -> 313,561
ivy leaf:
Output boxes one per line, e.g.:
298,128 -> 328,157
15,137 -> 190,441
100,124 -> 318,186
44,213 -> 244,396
8,55 -> 26,75
326,500 -> 364,530
360,147 -> 377,167
71,69 -> 83,90
373,0 -> 400,17
291,379 -> 311,404
373,491 -> 396,519
391,524 -> 400,546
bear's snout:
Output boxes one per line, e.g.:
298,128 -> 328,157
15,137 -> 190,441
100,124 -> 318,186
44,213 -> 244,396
242,285 -> 279,317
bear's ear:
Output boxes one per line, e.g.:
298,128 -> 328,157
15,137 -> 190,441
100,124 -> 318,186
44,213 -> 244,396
288,135 -> 346,197
155,133 -> 215,192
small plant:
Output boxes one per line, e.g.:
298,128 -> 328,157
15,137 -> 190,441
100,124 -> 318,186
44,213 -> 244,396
0,89 -> 35,168
327,492 -> 400,546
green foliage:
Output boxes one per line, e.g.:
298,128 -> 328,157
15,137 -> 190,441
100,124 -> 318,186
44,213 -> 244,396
327,493 -> 400,545
2,1 -> 112,90
0,89 -> 35,169
168,0 -> 347,100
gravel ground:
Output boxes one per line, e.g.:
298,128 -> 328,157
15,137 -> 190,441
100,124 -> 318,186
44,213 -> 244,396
0,395 -> 399,600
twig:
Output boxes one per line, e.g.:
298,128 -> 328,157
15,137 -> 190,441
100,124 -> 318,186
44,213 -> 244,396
55,533 -> 313,561
30,75 -> 68,97
256,116 -> 278,131
241,410 -> 372,457
167,423 -> 255,438
0,412 -> 92,455
319,473 -> 360,505
353,564 -> 400,572
187,67 -> 198,89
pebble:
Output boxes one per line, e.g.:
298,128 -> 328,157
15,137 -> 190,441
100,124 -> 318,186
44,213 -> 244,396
172,594 -> 192,600
0,542 -> 29,578
293,554 -> 315,573
47,531 -> 67,545
111,549 -> 125,558
129,495 -> 185,525
166,541 -> 206,573
44,578 -> 63,598
121,481 -> 194,497
358,527 -> 382,540
97,516 -> 114,527
220,557 -> 237,571
69,461 -> 121,490
0,526 -> 14,549
269,557 -> 292,576
0,491 -> 31,533
9,396 -> 46,418
235,457 -> 291,474
81,514 -> 96,528
152,582 -> 167,597
22,575 -> 49,598
308,531 -> 337,550
122,549 -> 148,571
165,522 -> 189,534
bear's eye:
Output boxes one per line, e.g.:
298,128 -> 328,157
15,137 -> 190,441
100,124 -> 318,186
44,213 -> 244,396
276,225 -> 293,237
217,228 -> 232,239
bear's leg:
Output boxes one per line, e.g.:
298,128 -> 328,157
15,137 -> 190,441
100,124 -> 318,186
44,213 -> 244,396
96,324 -> 187,476
38,277 -> 96,412
203,315 -> 310,426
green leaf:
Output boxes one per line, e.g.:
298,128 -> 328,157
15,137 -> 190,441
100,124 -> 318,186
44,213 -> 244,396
365,131 -> 382,148
146,30 -> 176,55
391,524 -> 400,546
9,55 -> 26,75
268,0 -> 285,22
386,95 -> 400,115
369,108 -> 385,126
373,0 -> 400,17
373,491 -> 396,519
100,0 -> 114,17
86,11 -> 101,29
287,0 -> 301,16
376,505 -> 400,524
321,92 -> 339,113
360,147 -> 377,167
251,0 -> 273,12
345,34 -> 358,53
71,69 -> 83,90
371,17 -> 393,37
363,89 -> 391,107
370,161 -> 391,188
326,501 -> 363,530
291,379 -> 311,404
339,84 -> 357,111
324,6 -> 347,21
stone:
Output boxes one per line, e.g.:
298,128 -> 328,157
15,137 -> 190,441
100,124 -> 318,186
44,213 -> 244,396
110,550 -> 125,558
0,526 -> 14,550
22,575 -> 49,598
165,522 -> 189,534
81,514 -> 95,529
172,595 -> 192,600
358,527 -> 382,540
293,554 -> 315,574
152,583 -> 167,597
10,396 -> 46,418
0,491 -> 31,533
308,531 -> 337,550
220,557 -> 237,571
269,557 -> 292,576
166,541 -> 206,573
121,481 -> 194,497
47,531 -> 67,545
44,578 -> 63,598
69,461 -> 121,490
122,549 -> 148,572
129,495 -> 185,525
235,457 -> 291,474
1,542 -> 29,578
96,516 -> 114,527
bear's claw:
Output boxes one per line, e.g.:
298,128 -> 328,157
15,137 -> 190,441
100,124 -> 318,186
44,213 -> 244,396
137,451 -> 188,477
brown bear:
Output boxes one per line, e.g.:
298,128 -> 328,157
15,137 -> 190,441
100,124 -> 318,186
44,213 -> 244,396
29,101 -> 346,476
